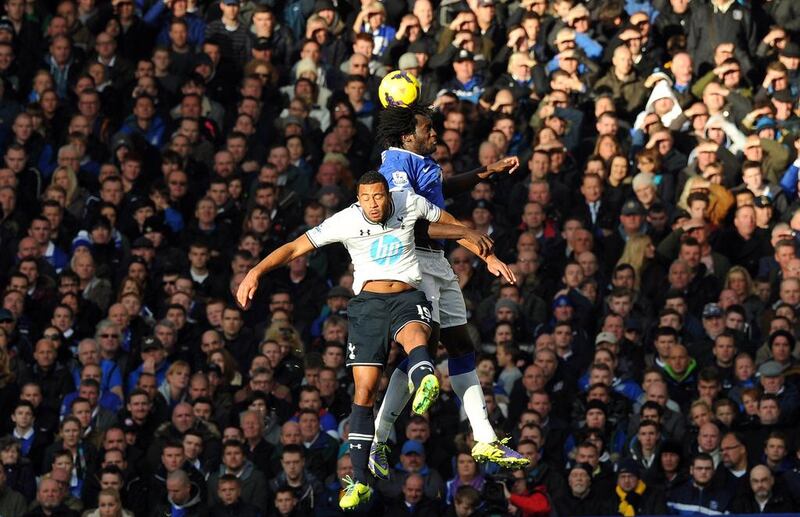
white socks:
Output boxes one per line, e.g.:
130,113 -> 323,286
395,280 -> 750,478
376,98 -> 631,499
450,368 -> 497,443
374,367 -> 413,442
373,359 -> 497,444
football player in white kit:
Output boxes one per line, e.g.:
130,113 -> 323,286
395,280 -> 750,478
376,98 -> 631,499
370,104 -> 530,477
237,172 -> 513,510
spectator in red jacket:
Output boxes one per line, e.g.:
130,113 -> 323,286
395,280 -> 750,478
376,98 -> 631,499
503,467 -> 551,517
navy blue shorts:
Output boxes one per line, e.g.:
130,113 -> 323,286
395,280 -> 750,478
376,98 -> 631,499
345,289 -> 432,367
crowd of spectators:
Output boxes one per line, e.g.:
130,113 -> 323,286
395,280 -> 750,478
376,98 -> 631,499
0,0 -> 800,515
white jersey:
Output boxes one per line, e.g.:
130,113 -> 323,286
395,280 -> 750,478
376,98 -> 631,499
305,190 -> 442,294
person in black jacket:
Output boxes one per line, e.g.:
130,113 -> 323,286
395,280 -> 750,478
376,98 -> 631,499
666,453 -> 734,515
384,473 -> 437,517
729,464 -> 794,513
22,339 -> 74,413
687,0 -> 758,75
553,463 -> 614,516
0,464 -> 26,517
127,439 -> 206,516
9,401 -> 49,476
1,437 -> 35,503
208,474 -> 260,517
612,458 -> 668,516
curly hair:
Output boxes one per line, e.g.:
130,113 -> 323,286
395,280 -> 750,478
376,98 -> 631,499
375,104 -> 433,150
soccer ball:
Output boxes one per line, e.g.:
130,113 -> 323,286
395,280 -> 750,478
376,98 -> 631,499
379,70 -> 421,108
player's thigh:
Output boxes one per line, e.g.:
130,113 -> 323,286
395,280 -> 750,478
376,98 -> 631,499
346,294 -> 391,369
437,273 -> 469,329
388,290 -> 432,351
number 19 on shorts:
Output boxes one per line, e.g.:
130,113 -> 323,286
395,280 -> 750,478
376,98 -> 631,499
416,304 -> 431,322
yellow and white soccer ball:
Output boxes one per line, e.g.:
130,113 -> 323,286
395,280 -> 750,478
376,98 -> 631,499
378,70 -> 421,108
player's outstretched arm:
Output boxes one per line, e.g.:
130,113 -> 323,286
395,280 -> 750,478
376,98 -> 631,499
433,209 -> 496,257
484,255 -> 517,285
432,210 -> 515,284
236,234 -> 315,309
442,156 -> 520,197
427,222 -> 494,257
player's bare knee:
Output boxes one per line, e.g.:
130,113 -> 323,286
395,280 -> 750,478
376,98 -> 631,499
353,384 -> 378,406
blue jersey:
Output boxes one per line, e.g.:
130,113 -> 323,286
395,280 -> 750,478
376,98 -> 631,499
379,148 -> 445,209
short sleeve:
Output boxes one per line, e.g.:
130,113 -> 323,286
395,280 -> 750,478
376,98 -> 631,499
306,210 -> 348,248
409,191 -> 441,223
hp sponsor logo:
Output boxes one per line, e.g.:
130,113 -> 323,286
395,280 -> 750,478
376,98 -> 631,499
369,235 -> 404,265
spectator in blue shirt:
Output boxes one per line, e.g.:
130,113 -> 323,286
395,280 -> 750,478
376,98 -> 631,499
441,50 -> 485,104
352,1 -> 396,57
127,336 -> 170,393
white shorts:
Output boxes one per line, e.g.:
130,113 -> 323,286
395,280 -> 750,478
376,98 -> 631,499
416,248 -> 468,328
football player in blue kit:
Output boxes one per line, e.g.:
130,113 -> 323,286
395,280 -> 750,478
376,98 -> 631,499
370,104 -> 529,477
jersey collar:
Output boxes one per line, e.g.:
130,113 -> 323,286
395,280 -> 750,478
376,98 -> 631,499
386,146 -> 425,159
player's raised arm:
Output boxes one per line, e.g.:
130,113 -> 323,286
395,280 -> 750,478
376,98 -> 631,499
236,234 -> 316,309
442,156 -> 520,197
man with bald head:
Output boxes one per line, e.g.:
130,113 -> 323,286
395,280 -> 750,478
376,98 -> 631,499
280,420 -> 301,445
16,236 -> 40,260
29,476 -> 78,517
509,364 -> 546,423
595,44 -> 647,118
47,467 -> 82,513
628,380 -> 685,441
669,52 -> 694,106
393,473 -> 437,515
777,277 -> 800,310
151,469 -> 204,516
730,464 -> 793,512
171,402 -> 197,433
27,338 -> 74,411
696,422 -> 721,466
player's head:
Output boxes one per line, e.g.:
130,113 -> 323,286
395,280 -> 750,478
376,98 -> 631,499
357,171 -> 391,223
377,105 -> 436,155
